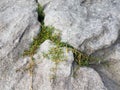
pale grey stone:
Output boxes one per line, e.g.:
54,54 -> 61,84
0,0 -> 119,89
71,67 -> 107,90
0,0 -> 39,59
38,0 -> 120,89
41,0 -> 120,55
38,0 -> 53,6
0,0 -> 40,90
33,40 -> 74,90
92,43 -> 120,90
32,40 -> 106,90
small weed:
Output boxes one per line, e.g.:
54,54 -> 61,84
22,4 -> 46,90
23,25 -> 99,66
44,46 -> 65,64
22,3 -> 102,82
23,3 -> 100,67
23,26 -> 54,56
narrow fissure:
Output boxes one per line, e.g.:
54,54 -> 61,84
24,3 -> 101,68
21,2 -> 107,90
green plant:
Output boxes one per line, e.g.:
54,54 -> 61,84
24,25 -> 99,66
44,46 -> 66,64
22,4 -> 46,90
22,4 -> 102,82
23,26 -> 54,56
23,4 -> 100,67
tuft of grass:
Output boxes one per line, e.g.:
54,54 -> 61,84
22,3 -> 103,83
23,26 -> 54,56
43,46 -> 65,64
23,25 -> 99,66
23,4 -> 100,67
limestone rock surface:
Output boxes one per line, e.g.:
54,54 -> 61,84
25,40 -> 107,90
0,0 -> 119,89
38,0 -> 120,89
41,0 -> 120,55
71,67 -> 107,90
0,0 -> 40,89
6,40 -> 107,90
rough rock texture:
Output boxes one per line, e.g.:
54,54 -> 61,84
0,0 -> 39,59
38,0 -> 53,6
38,0 -> 120,89
0,0 -> 40,89
92,44 -> 120,90
0,0 -> 119,89
41,0 -> 120,55
28,40 -> 107,90
4,40 -> 106,90
33,40 -> 74,90
71,67 -> 107,90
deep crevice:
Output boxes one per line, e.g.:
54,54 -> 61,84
37,4 -> 45,24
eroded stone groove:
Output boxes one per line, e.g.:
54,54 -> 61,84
0,0 -> 120,90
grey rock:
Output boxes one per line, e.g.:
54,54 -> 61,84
0,0 -> 39,59
9,40 -> 107,90
33,40 -> 74,90
0,0 -> 40,89
92,43 -> 120,90
71,67 -> 107,90
41,0 -> 120,55
38,0 -> 120,89
38,0 -> 53,6
0,0 -> 119,89
32,40 -> 107,90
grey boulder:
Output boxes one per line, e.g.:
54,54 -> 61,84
38,0 -> 120,89
31,40 -> 107,90
71,67 -> 107,90
0,0 -> 40,89
41,0 -> 120,55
